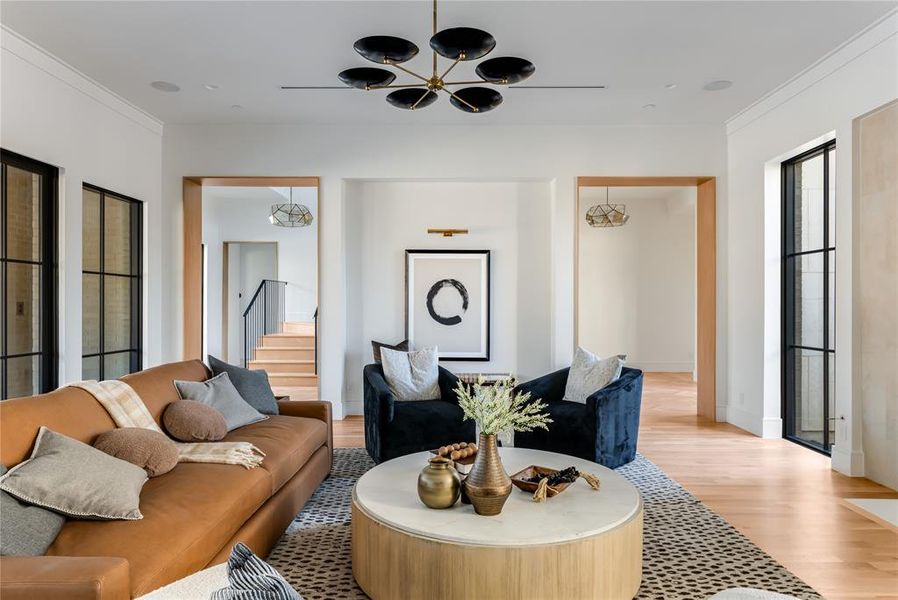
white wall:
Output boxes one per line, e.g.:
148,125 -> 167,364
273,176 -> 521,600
0,27 -> 163,384
161,123 -> 728,419
202,187 -> 319,361
725,13 -> 898,475
578,187 -> 696,372
343,180 -> 552,414
856,100 -> 898,490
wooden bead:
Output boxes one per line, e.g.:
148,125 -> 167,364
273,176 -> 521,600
450,450 -> 461,460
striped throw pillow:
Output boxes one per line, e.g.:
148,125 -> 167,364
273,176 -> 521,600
211,543 -> 301,600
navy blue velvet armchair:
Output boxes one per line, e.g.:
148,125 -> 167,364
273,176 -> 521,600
363,364 -> 475,464
513,367 -> 644,468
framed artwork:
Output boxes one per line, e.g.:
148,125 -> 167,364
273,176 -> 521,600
405,249 -> 490,361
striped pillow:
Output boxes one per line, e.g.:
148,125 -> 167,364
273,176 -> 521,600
211,543 -> 301,600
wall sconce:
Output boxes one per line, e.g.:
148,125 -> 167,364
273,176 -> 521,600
427,228 -> 469,237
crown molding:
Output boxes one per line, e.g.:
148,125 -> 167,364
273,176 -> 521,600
726,10 -> 898,136
1,25 -> 164,136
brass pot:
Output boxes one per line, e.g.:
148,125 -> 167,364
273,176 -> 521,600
463,433 -> 512,516
417,456 -> 461,509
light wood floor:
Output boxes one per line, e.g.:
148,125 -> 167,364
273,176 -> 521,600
333,373 -> 898,600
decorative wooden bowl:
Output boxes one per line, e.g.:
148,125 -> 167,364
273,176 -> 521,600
430,446 -> 478,466
510,465 -> 572,498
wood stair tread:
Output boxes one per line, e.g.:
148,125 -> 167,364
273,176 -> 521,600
249,359 -> 314,364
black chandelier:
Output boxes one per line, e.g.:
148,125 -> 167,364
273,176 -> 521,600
337,0 -> 534,113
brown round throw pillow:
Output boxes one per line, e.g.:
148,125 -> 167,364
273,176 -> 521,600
93,428 -> 179,477
163,400 -> 227,442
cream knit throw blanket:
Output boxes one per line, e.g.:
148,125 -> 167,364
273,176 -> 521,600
73,380 -> 265,469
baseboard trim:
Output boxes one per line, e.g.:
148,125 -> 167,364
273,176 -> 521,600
715,404 -> 728,423
626,361 -> 695,373
343,400 -> 363,417
762,417 -> 783,439
725,405 -> 763,437
831,445 -> 865,477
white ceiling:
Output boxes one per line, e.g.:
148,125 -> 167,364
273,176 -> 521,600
2,1 -> 894,125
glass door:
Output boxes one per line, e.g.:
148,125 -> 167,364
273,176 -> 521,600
782,141 -> 836,453
0,150 -> 58,399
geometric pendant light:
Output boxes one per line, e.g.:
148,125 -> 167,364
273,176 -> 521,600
586,188 -> 629,228
269,188 -> 313,228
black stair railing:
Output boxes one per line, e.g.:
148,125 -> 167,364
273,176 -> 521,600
243,279 -> 287,367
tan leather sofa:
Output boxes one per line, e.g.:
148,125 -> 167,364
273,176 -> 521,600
0,360 -> 333,599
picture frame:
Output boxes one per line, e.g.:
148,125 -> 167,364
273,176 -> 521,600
405,249 -> 490,361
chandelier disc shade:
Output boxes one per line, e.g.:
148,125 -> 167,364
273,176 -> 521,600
338,0 -> 533,113
429,27 -> 496,61
353,36 -> 419,64
338,67 -> 396,89
475,56 -> 536,84
387,88 -> 439,110
449,87 -> 503,113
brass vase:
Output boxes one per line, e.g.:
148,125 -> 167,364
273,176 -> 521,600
463,433 -> 512,516
417,456 -> 461,509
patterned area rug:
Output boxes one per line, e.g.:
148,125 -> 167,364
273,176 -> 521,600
268,449 -> 821,600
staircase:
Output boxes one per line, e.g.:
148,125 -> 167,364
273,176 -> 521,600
248,321 -> 318,400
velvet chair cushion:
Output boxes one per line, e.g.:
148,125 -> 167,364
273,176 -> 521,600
381,400 -> 474,462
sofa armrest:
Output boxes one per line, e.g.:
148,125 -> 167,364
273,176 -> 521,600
0,556 -> 130,600
514,368 -> 569,403
277,400 -> 333,469
586,368 -> 644,468
363,365 -> 396,423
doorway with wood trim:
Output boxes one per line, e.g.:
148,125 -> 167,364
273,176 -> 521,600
183,176 -> 320,401
575,177 -> 716,420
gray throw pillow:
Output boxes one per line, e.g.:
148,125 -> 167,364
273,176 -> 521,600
380,346 -> 441,401
175,372 -> 268,431
562,347 -> 626,404
208,355 -> 279,415
371,339 -> 408,364
0,464 -> 66,555
0,427 -> 147,520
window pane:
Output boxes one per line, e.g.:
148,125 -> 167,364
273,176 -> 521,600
104,196 -> 132,275
104,352 -> 131,380
7,354 -> 40,399
82,355 -> 100,380
827,352 -> 835,450
791,348 -> 825,448
5,165 -> 41,262
6,263 -> 41,355
827,149 -> 836,246
793,252 -> 824,348
83,188 -> 101,272
794,153 -> 825,252
827,250 -> 835,350
83,273 -> 101,355
104,276 -> 132,352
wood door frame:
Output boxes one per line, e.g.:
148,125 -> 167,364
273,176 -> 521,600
575,176 -> 716,420
183,176 -> 320,364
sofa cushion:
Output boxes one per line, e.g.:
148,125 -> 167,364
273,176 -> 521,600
208,355 -> 279,416
47,462 -> 272,598
163,400 -> 228,442
223,416 -> 328,494
94,428 -> 179,477
174,373 -> 268,432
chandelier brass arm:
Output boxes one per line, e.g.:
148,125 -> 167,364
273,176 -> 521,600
440,87 -> 478,112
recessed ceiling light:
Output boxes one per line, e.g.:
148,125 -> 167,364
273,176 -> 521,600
703,80 -> 733,92
664,83 -> 677,90
150,80 -> 180,92
231,104 -> 244,110
202,83 -> 220,91
643,103 -> 656,109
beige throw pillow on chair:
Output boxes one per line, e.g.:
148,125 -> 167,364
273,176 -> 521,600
563,347 -> 626,404
380,346 -> 441,401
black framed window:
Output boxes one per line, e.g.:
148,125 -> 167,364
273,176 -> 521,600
82,185 -> 142,380
782,140 -> 836,454
0,150 -> 58,399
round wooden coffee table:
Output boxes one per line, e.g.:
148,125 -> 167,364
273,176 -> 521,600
351,448 -> 643,600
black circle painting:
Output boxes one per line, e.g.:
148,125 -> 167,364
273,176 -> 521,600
425,279 -> 469,326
